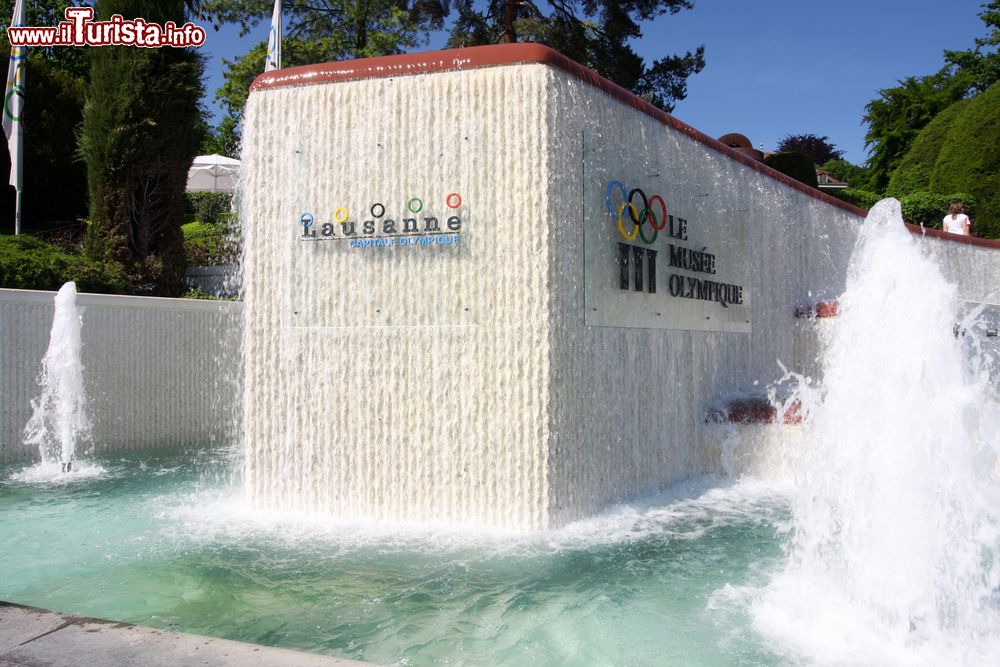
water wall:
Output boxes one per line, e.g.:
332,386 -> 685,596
0,290 -> 241,464
241,44 -> 1000,529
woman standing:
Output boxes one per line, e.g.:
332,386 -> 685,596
942,202 -> 971,236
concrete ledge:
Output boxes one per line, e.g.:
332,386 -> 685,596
0,601 -> 375,667
0,288 -> 243,312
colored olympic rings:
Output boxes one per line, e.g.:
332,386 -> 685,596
616,202 -> 639,241
648,194 -> 667,231
604,181 -> 667,245
319,195 -> 462,225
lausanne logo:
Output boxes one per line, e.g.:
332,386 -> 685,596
298,193 -> 464,249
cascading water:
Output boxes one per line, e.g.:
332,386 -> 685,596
22,282 -> 92,474
752,199 -> 1000,665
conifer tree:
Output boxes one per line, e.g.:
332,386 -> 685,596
80,0 -> 204,295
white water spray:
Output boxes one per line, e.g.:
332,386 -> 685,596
753,199 -> 1000,665
22,282 -> 91,472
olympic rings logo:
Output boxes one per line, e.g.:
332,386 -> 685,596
605,181 -> 668,245
4,57 -> 25,122
325,193 -> 462,223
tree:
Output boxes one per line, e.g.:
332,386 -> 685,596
0,2 -> 93,234
446,0 -> 705,111
941,0 -> 1000,96
863,72 -> 964,193
863,1 -> 1000,192
0,0 -> 93,79
820,159 -> 871,191
775,134 -> 843,165
0,43 -> 89,233
763,152 -> 818,189
80,0 -> 205,295
201,1 -> 450,144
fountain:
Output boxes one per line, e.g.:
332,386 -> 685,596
749,199 -> 1000,665
21,282 -> 91,474
239,44 -> 866,529
2,44 -> 1000,667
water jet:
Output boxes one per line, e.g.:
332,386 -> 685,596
22,282 -> 90,474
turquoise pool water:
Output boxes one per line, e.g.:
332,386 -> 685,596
0,448 -> 793,666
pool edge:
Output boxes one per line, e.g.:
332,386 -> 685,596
0,600 -> 376,667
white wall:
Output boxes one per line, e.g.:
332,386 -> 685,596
0,290 -> 242,465
241,66 -> 554,527
543,66 -> 1000,522
241,58 -> 1000,530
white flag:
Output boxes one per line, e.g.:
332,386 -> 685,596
265,0 -> 281,72
3,0 -> 25,189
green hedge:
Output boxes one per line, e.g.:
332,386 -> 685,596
886,99 -> 970,197
899,191 -> 977,229
828,188 -> 882,211
0,234 -> 127,293
930,82 -> 1000,238
764,152 -> 819,189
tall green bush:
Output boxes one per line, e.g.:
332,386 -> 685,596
886,99 -> 970,197
930,82 -> 1000,238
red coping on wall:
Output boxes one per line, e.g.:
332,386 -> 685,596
707,399 -> 803,425
249,43 -> 1000,252
794,300 -> 840,319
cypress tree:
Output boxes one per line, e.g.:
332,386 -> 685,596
80,0 -> 204,295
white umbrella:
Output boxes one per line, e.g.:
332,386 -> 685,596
186,154 -> 240,193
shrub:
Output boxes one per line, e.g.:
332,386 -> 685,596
828,189 -> 882,211
886,99 -> 970,197
764,152 -> 819,189
181,221 -> 236,266
185,192 -> 233,226
899,191 -> 977,229
930,82 -> 1000,238
0,234 -> 127,293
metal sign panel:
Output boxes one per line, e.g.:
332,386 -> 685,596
583,135 -> 752,333
284,123 -> 481,329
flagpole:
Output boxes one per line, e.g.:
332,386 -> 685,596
265,0 -> 281,72
4,0 -> 25,235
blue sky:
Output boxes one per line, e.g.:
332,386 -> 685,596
196,0 -> 992,165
